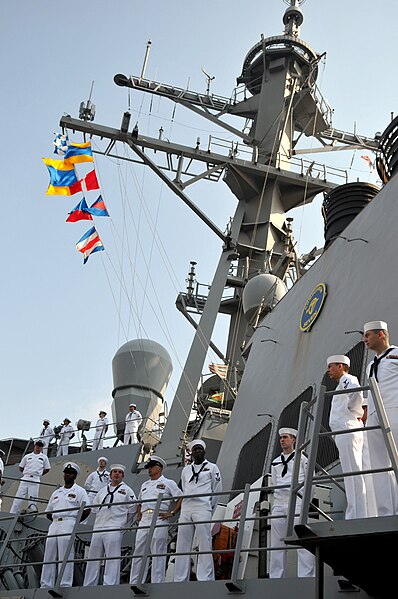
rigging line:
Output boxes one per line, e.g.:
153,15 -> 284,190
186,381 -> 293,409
124,149 -> 181,292
104,185 -> 198,399
121,151 -> 234,401
102,252 -> 193,421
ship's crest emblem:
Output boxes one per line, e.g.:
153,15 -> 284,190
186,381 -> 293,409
300,283 -> 327,332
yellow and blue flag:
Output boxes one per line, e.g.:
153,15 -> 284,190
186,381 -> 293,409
64,141 -> 94,164
42,158 -> 82,196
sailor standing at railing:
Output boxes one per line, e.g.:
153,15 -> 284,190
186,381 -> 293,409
327,355 -> 367,519
84,457 -> 110,504
38,419 -> 55,456
270,428 -> 315,578
40,463 -> 90,589
173,439 -> 222,582
130,455 -> 182,585
83,464 -> 136,586
364,320 -> 398,515
10,440 -> 51,514
92,411 -> 109,451
124,403 -> 142,445
56,418 -> 75,456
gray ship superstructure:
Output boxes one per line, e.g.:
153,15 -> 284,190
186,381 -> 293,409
1,1 -> 397,597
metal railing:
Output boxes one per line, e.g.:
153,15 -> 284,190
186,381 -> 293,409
0,480 -> 336,593
285,376 -> 398,538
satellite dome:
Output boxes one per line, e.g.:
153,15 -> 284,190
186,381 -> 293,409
242,274 -> 287,322
112,339 -> 172,399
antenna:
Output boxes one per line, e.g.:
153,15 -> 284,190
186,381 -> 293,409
283,0 -> 306,5
201,67 -> 215,96
79,80 -> 96,122
140,40 -> 152,80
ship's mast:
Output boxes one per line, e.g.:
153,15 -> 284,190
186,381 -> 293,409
60,0 -> 377,462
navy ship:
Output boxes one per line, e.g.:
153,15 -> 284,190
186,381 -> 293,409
1,1 -> 397,597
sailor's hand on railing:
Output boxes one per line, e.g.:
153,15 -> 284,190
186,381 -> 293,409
159,511 -> 174,520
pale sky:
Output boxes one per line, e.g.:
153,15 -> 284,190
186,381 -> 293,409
0,0 -> 395,443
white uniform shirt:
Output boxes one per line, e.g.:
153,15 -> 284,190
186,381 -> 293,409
19,452 -> 51,481
84,469 -> 110,497
0,457 -> 4,477
94,417 -> 108,432
180,460 -> 222,511
329,373 -> 364,430
367,345 -> 398,414
92,482 -> 136,530
139,474 -> 182,513
271,452 -> 308,507
39,426 -> 55,443
60,423 -> 74,439
125,411 -> 142,432
46,483 -> 89,520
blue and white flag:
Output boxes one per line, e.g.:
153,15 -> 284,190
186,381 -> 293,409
53,133 -> 69,155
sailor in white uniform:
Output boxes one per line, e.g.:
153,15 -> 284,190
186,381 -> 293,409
130,456 -> 182,585
10,440 -> 51,514
174,439 -> 222,582
364,320 -> 398,515
124,404 -> 142,445
56,418 -> 75,457
83,464 -> 136,586
39,419 -> 55,456
327,354 -> 367,519
92,411 -> 109,451
84,457 -> 110,505
40,463 -> 90,589
270,427 -> 315,578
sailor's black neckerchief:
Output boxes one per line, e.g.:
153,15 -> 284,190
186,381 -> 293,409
100,483 -> 123,509
369,347 -> 394,381
97,470 -> 108,483
271,452 -> 295,477
189,461 -> 208,483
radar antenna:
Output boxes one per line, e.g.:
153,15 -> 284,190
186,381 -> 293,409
201,67 -> 215,96
79,80 -> 96,122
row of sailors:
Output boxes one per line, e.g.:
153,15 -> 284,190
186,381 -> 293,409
38,404 -> 143,456
8,439 -> 223,588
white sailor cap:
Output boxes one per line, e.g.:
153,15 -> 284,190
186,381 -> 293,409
97,456 -> 108,464
327,355 -> 350,367
187,439 -> 206,451
364,321 -> 388,333
129,403 -> 137,408
145,455 -> 167,469
99,410 -> 107,415
63,462 -> 80,476
43,419 -> 50,424
110,464 -> 126,473
279,427 -> 298,437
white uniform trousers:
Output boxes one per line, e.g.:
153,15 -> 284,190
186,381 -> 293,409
174,508 -> 214,582
42,440 -> 50,456
367,407 -> 398,515
334,425 -> 367,519
124,431 -> 138,445
130,513 -> 168,584
84,530 -> 123,586
92,433 -> 104,451
269,505 -> 315,578
361,428 -> 378,517
56,439 -> 70,457
10,478 -> 40,513
40,519 -> 76,588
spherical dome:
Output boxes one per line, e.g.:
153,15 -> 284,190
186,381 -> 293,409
242,274 -> 287,321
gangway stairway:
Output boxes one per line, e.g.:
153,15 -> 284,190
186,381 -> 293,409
284,377 -> 398,598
